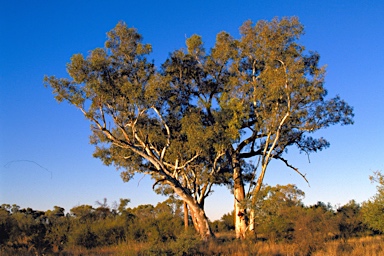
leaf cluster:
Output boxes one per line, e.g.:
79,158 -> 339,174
44,18 -> 354,229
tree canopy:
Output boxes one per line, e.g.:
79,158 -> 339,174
44,21 -> 225,239
45,17 -> 353,239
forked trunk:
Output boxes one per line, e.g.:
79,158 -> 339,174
170,182 -> 214,240
188,203 -> 214,240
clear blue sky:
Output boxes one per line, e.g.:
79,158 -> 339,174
1,1 -> 383,220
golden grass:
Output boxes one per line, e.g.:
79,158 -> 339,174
100,236 -> 381,256
4,235 -> 383,255
312,235 -> 384,256
210,233 -> 384,256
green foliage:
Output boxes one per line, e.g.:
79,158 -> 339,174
44,211 -> 70,252
0,206 -> 12,245
251,184 -> 305,241
336,200 -> 366,240
69,225 -> 98,249
70,204 -> 95,222
168,230 -> 204,256
0,205 -> 51,255
293,203 -> 338,254
362,171 -> 384,233
220,211 -> 235,231
210,211 -> 235,233
0,190 -> 378,255
126,201 -> 184,244
44,17 -> 354,240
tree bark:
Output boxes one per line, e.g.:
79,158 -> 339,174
232,155 -> 247,239
187,201 -> 214,240
249,208 -> 256,232
169,182 -> 214,240
183,201 -> 189,231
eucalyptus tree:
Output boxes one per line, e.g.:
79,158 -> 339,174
179,17 -> 354,238
45,18 -> 354,240
217,17 -> 354,237
160,33 -> 254,237
44,22 -> 227,240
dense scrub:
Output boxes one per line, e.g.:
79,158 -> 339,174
0,197 -> 186,255
1,184 -> 382,255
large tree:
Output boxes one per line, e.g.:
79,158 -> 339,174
170,17 -> 353,238
45,18 -> 354,240
161,17 -> 354,238
211,17 -> 353,237
44,22 -> 228,240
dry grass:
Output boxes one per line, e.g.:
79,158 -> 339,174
312,235 -> 384,256
67,235 -> 384,256
208,233 -> 384,256
3,235 -> 383,255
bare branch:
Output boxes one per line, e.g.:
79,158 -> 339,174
247,156 -> 261,196
213,151 -> 225,173
236,130 -> 258,154
179,153 -> 200,169
275,156 -> 310,186
151,106 -> 171,161
99,101 -> 107,130
152,179 -> 166,190
163,153 -> 200,171
173,159 -> 179,179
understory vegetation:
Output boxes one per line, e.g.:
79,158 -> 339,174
1,183 -> 383,256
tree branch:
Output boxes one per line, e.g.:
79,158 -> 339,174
163,153 -> 200,171
152,106 -> 171,161
274,155 -> 310,186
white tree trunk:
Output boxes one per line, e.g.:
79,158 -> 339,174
249,208 -> 256,232
169,182 -> 214,240
233,155 -> 247,239
188,202 -> 214,240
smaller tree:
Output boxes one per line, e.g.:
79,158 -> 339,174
0,205 -> 12,246
362,171 -> 384,233
45,206 -> 69,253
210,211 -> 235,233
293,202 -> 338,254
126,201 -> 184,243
44,22 -> 223,240
70,205 -> 95,223
336,200 -> 365,240
251,184 -> 304,241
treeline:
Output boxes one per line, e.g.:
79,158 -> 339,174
212,184 -> 377,253
0,197 -> 186,255
1,184 -> 382,255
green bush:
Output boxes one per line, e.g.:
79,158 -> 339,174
69,225 -> 98,249
169,230 -> 204,256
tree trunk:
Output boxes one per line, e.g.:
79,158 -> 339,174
183,201 -> 189,231
169,181 -> 214,240
232,155 -> 247,239
249,208 -> 256,232
249,163 -> 268,233
187,201 -> 214,240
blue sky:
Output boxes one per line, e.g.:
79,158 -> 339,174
1,1 -> 383,220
